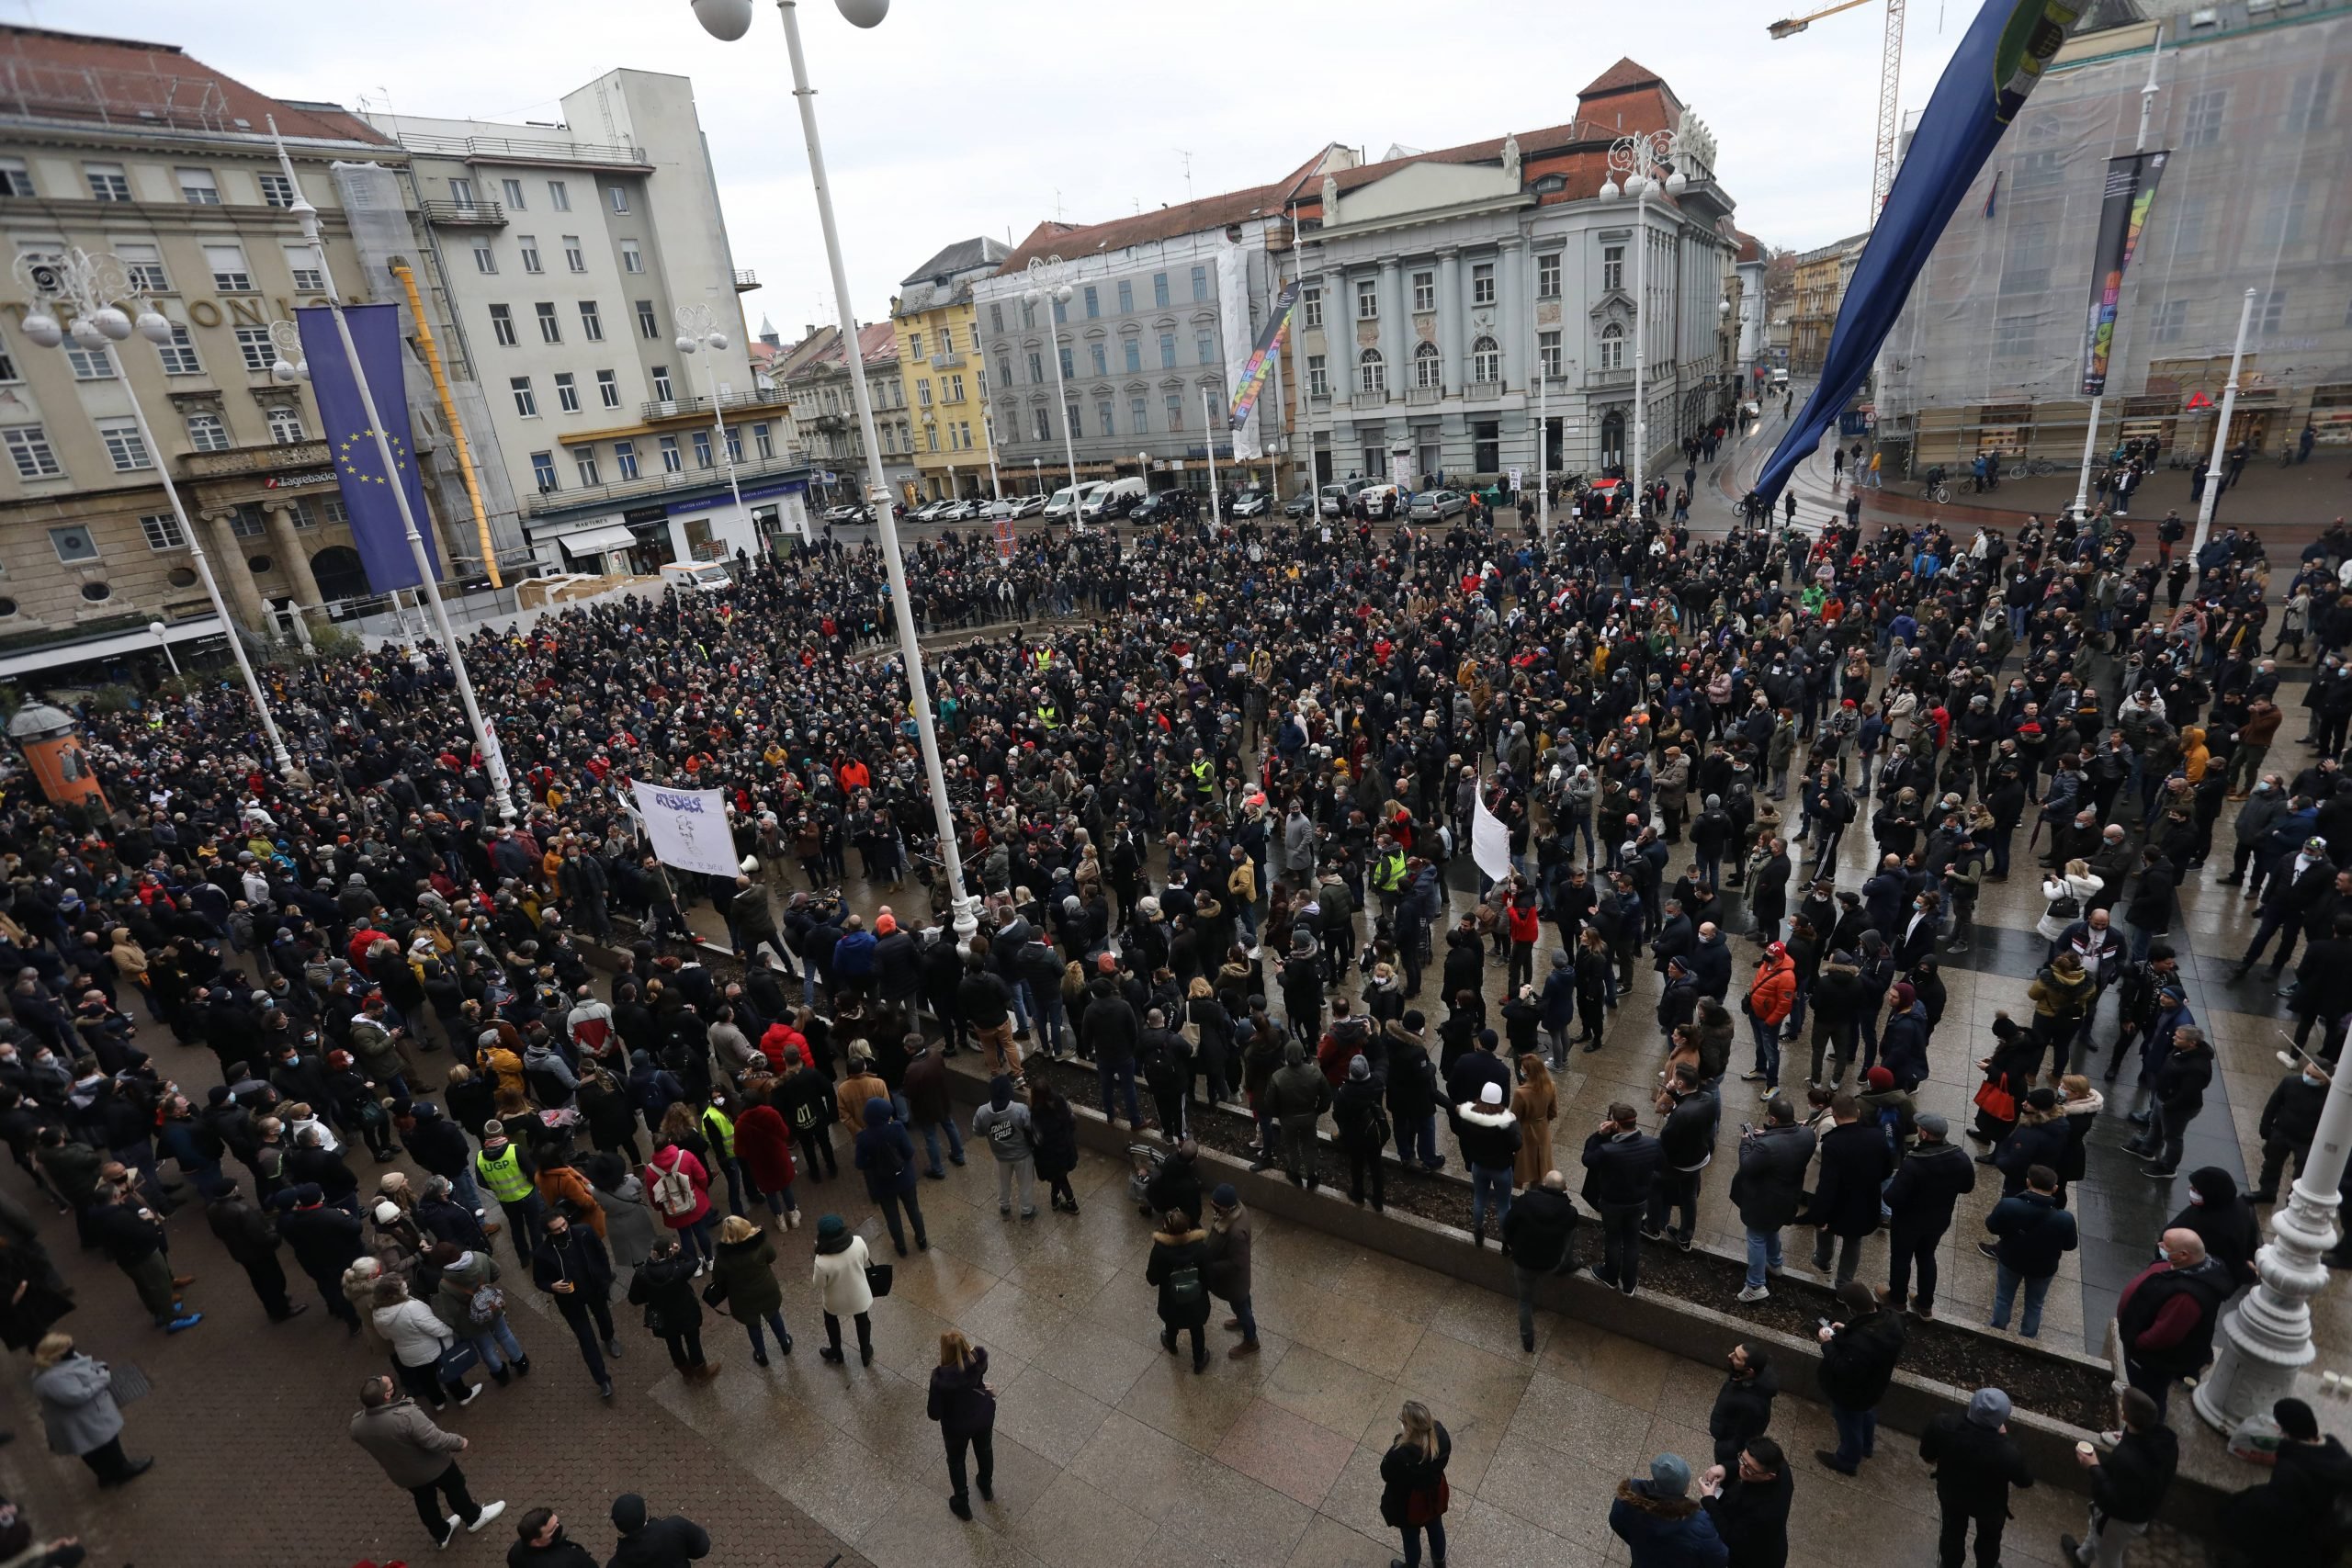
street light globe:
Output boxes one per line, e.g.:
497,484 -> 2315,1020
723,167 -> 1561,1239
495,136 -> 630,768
835,0 -> 889,27
1054,284 -> 1073,305
707,332 -> 729,352
90,306 -> 134,341
272,358 -> 303,384
675,334 -> 700,354
148,621 -> 168,640
1665,170 -> 1689,195
19,313 -> 62,348
690,0 -> 756,40
67,316 -> 107,350
134,310 -> 174,344
1597,179 -> 1620,202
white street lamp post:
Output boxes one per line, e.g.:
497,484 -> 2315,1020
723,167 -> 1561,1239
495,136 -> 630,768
266,124 -> 520,822
148,621 -> 180,678
1023,254 -> 1083,513
2071,28 -> 2165,521
1600,129 -> 1685,525
1201,387 -> 1224,529
675,302 -> 757,540
12,247 -> 294,777
694,0 -> 976,940
2189,287 -> 2256,564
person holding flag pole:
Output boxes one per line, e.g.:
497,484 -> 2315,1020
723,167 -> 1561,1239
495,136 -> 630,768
264,118 -> 523,825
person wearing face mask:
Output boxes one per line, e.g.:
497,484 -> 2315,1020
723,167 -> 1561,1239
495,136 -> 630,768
504,1506 -> 596,1568
2253,1058 -> 2330,1206
2168,1168 -> 2259,1292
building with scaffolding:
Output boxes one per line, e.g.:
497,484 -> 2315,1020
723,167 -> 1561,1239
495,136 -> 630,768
1873,0 -> 2352,480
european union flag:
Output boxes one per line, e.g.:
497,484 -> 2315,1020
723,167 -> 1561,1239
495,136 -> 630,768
295,301 -> 440,592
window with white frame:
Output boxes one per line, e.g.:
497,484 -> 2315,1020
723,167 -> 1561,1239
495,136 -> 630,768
1089,344 -> 1107,377
258,172 -> 297,209
606,184 -> 630,213
1356,278 -> 1378,320
98,418 -> 152,470
512,376 -> 538,417
5,425 -> 59,478
1602,245 -> 1623,292
564,236 -> 585,273
531,451 -> 559,492
177,167 -> 220,204
1059,345 -> 1075,378
1032,407 -> 1051,441
1164,393 -> 1184,432
318,496 -> 347,526
117,243 -> 169,293
1122,337 -> 1141,374
1472,335 -> 1500,384
489,304 -> 516,347
1412,342 -> 1442,389
1536,330 -> 1561,378
1537,254 -> 1561,299
141,513 -> 187,550
577,300 -> 603,342
753,423 -> 775,459
519,234 -> 543,274
449,177 -> 478,209
64,344 -> 115,380
1411,271 -> 1435,312
286,498 -> 321,527
596,368 -> 619,408
0,157 -> 32,197
535,302 -> 561,344
657,434 -> 682,472
1306,354 -> 1328,397
692,430 -> 712,468
725,425 -> 742,462
1471,262 -> 1495,305
472,241 -> 496,275
185,412 -> 231,451
85,163 -> 130,202
501,178 -> 526,210
554,371 -> 580,412
205,243 -> 253,291
283,243 -> 324,293
636,299 -> 658,339
227,506 -> 266,537
266,406 -> 305,445
1359,348 -> 1385,395
1599,322 -> 1624,370
572,446 -> 598,486
548,179 -> 571,211
234,325 -> 274,370
1190,265 -> 1208,302
651,366 -> 673,401
620,241 -> 643,275
48,524 -> 98,561
157,325 -> 205,374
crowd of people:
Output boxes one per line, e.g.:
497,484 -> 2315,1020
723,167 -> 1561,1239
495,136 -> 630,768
1,489 -> 2349,1563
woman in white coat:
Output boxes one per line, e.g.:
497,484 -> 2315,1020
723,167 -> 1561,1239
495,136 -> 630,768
369,1274 -> 481,1412
31,1333 -> 150,1487
809,1213 -> 875,1366
2036,858 -> 2102,942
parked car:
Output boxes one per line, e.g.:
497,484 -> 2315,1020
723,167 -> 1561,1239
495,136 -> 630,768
1230,488 -> 1271,519
1008,493 -> 1046,518
910,499 -> 951,523
1317,482 -> 1353,518
1080,476 -> 1148,522
1283,492 -> 1316,521
1407,489 -> 1465,522
1354,483 -> 1402,521
820,503 -> 869,525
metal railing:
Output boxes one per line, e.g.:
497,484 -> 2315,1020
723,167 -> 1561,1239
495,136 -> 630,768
1464,379 -> 1504,400
176,438 -> 333,481
1406,384 -> 1445,405
732,269 -> 759,290
524,450 -> 805,517
1585,367 -> 1633,389
396,132 -> 650,168
637,386 -> 790,423
419,198 -> 507,227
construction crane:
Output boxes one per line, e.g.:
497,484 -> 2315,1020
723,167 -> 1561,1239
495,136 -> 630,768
1768,0 -> 1908,228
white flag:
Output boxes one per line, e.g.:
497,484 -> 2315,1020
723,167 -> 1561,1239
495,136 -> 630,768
630,782 -> 741,879
1471,788 -> 1512,883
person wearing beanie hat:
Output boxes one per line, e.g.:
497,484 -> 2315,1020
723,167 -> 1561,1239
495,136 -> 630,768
2218,1394 -> 2352,1566
605,1492 -> 709,1567
273,1179 -> 367,1331
970,1075 -> 1037,1220
1920,1383 -> 2032,1567
808,1213 -> 876,1365
1883,1110 -> 1973,1319
1816,1280 -> 1905,1476
1608,1450 -> 1725,1564
1202,1184 -> 1258,1358
1991,1083 -> 2070,1196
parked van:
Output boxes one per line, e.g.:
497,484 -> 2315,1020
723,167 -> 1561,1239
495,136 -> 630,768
1080,476 -> 1146,521
660,560 -> 734,594
1043,480 -> 1107,522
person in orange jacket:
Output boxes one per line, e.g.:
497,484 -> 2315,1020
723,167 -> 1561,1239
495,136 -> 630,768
1742,942 -> 1798,1094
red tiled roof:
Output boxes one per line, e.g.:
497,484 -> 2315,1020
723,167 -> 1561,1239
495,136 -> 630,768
1579,56 -> 1667,99
800,321 -> 897,371
0,26 -> 398,147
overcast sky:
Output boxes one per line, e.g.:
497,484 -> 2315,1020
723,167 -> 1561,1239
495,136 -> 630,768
51,0 -> 1978,337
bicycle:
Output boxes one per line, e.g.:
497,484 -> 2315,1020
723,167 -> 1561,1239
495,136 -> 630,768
1919,468 -> 1951,505
2006,457 -> 2062,479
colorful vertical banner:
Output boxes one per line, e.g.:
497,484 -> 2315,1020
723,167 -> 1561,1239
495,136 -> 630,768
994,514 -> 1016,561
295,302 -> 440,592
2078,149 -> 2169,395
1227,279 -> 1302,432
1754,0 -> 2085,505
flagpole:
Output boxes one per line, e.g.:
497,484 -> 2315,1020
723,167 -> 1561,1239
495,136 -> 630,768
2189,287 -> 2256,564
1202,387 -> 1224,529
266,121 -> 520,825
2070,25 -> 2165,520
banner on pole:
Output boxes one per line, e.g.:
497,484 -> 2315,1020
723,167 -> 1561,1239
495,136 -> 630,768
2078,149 -> 2169,395
993,515 -> 1016,562
630,782 -> 741,878
1470,789 -> 1511,883
1227,278 -> 1302,435
1752,0 -> 2085,505
296,302 -> 441,592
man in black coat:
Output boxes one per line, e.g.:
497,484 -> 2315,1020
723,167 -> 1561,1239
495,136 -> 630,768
605,1492 -> 710,1568
1701,1434 -> 1792,1568
1643,1065 -> 1720,1250
274,1181 -> 365,1329
1708,1343 -> 1779,1470
1882,1113 -> 1976,1319
1918,1387 -> 2033,1568
1729,1099 -> 1815,1303
2254,1060 -> 2330,1203
206,1178 -> 303,1323
1581,1101 -> 1663,1296
1498,1168 -> 1580,1351
2060,1387 -> 2176,1568
1804,1094 -> 1893,1283
1816,1279 -> 1905,1475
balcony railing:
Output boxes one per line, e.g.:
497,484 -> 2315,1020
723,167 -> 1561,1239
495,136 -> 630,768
1464,380 -> 1503,400
930,353 -> 966,370
525,449 -> 804,518
637,386 -> 790,423
1586,367 -> 1633,389
420,198 -> 506,227
731,269 -> 759,291
808,412 -> 849,433
398,132 -> 650,169
176,438 -> 332,481
1406,384 -> 1445,406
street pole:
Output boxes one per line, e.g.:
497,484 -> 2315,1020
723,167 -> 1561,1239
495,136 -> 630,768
980,393 -> 1002,499
2188,287 -> 2255,563
10,248 -> 296,777
1202,386 -> 1225,529
1283,214 -> 1316,505
2196,1052 -> 2352,1431
760,0 -> 977,938
1538,367 -> 1550,536
268,123 -> 519,822
149,624 -> 181,678
1023,256 -> 1083,507
678,304 -> 750,549
1604,130 -> 1685,526
2070,26 -> 2165,519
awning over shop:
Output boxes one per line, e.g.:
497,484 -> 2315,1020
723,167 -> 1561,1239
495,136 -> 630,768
555,523 -> 639,555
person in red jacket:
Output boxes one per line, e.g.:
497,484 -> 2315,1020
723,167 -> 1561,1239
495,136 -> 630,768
731,1086 -> 799,1227
2114,1228 -> 2233,1418
1744,942 -> 1797,1093
1505,886 -> 1544,994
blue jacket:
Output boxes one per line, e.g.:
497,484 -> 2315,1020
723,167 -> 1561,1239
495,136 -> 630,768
1985,1189 -> 2078,1279
831,929 -> 878,978
853,1097 -> 918,1198
1878,1003 -> 1930,1089
1609,1481 -> 1730,1568
1540,965 -> 1577,1032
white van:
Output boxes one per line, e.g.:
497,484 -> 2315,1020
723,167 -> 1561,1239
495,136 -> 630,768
1043,480 -> 1106,523
1081,476 -> 1147,521
660,560 -> 734,594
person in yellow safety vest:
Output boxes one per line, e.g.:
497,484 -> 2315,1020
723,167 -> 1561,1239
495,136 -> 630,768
699,1093 -> 746,1215
474,1123 -> 546,1267
1036,699 -> 1059,731
1372,838 -> 1408,918
1189,749 -> 1216,798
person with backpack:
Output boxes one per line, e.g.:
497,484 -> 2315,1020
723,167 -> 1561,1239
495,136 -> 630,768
1499,1169 -> 1580,1352
1378,1401 -> 1453,1568
1729,1097 -> 1815,1304
1331,1055 -> 1391,1210
773,1044 -> 838,1184
970,1075 -> 1038,1220
433,1241 -> 528,1388
642,1135 -> 715,1275
851,1097 -> 926,1256
1144,1206 -> 1213,1373
626,1235 -> 714,1382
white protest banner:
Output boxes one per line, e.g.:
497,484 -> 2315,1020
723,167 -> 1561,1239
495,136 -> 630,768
631,781 -> 742,878
1470,787 -> 1512,884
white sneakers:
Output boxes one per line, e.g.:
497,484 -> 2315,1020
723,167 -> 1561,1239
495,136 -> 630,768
469,1501 -> 507,1534
1737,1285 -> 1770,1303
785,1210 -> 802,1229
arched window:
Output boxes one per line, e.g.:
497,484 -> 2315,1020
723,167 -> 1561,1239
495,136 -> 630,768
1600,322 -> 1625,371
1471,335 -> 1499,384
1359,348 -> 1385,396
1412,342 -> 1442,389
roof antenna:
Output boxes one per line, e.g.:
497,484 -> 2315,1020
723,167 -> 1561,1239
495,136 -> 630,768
1179,150 -> 1194,204
1053,187 -> 1065,222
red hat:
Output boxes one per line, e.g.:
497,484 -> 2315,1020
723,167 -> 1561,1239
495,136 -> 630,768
1096,952 -> 1119,974
1866,1066 -> 1895,1090
1766,941 -> 1786,958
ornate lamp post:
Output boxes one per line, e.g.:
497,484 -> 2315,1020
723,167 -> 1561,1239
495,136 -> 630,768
1598,129 -> 1687,524
1023,255 -> 1083,502
675,302 -> 758,540
13,247 -> 293,776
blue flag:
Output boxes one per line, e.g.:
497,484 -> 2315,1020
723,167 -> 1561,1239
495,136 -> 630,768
296,302 -> 440,592
1754,0 -> 2085,506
